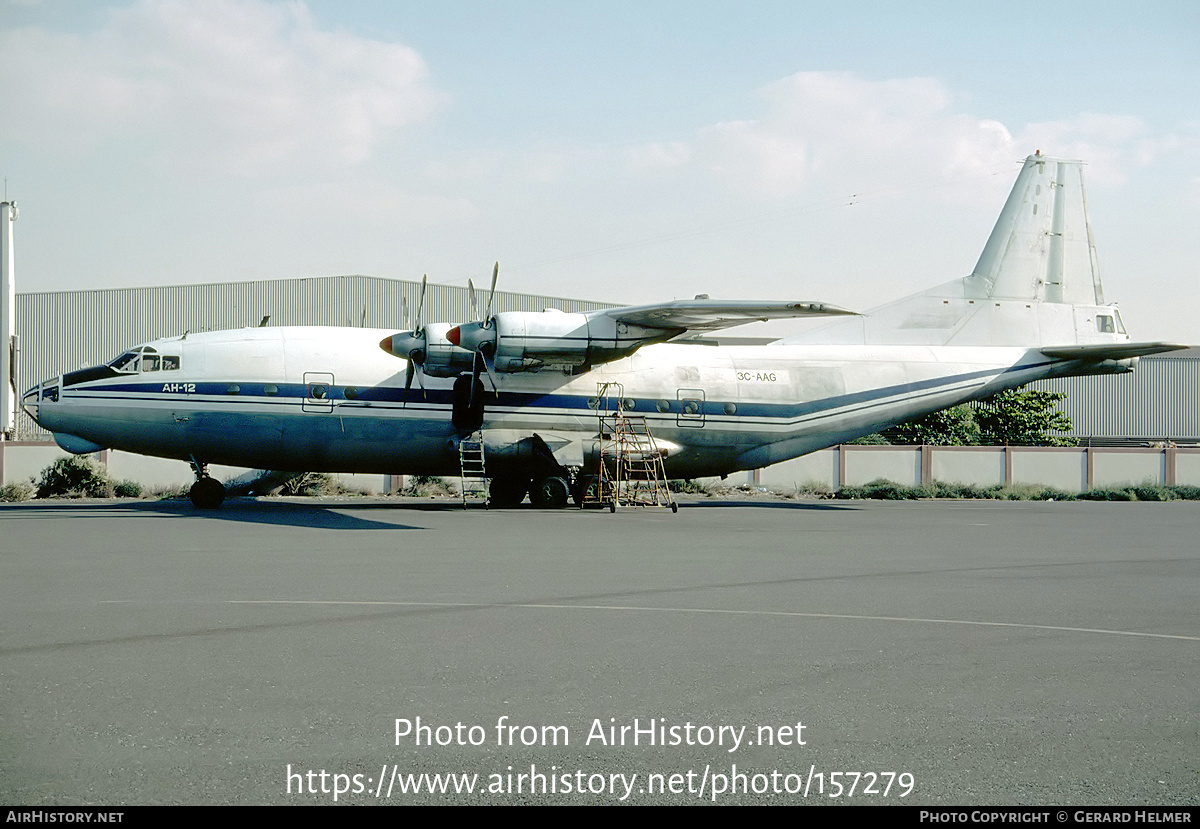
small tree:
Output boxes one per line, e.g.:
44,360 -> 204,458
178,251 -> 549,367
885,405 -> 981,446
975,389 -> 1075,446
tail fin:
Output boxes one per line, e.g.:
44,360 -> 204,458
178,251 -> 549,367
783,152 -> 1121,347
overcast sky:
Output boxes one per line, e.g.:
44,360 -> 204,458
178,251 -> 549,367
2,0 -> 1197,341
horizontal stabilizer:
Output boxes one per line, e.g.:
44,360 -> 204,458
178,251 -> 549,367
606,299 -> 857,332
1039,342 -> 1188,360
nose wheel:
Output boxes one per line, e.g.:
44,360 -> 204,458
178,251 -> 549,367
188,459 -> 226,509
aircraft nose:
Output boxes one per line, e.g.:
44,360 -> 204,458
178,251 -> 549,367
21,378 -> 58,425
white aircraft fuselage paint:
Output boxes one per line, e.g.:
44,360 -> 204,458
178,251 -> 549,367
23,325 -> 1113,479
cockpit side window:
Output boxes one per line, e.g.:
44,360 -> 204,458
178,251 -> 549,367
1096,314 -> 1116,334
142,355 -> 160,372
162,356 -> 180,370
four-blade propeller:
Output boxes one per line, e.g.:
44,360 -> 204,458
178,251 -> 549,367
449,262 -> 501,406
378,274 -> 428,404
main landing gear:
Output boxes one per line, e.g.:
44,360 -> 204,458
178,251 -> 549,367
487,473 -> 571,509
529,475 -> 570,509
188,459 -> 226,509
482,433 -> 573,510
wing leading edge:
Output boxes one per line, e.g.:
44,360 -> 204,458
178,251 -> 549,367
601,299 -> 857,333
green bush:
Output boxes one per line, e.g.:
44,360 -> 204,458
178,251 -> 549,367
32,456 -> 147,499
1078,487 -> 1134,501
402,475 -> 455,497
835,479 -> 1080,501
113,479 -> 143,498
1,482 -> 34,502
36,456 -> 112,498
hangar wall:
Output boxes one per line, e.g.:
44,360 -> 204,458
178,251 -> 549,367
1028,348 -> 1200,444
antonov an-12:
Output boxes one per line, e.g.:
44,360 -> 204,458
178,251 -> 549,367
22,153 -> 1183,508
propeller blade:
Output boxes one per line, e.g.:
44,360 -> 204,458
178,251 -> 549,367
414,274 -> 427,331
402,361 -> 414,407
412,357 -> 427,400
484,262 -> 498,324
468,349 -> 499,408
481,348 -> 500,396
467,279 -> 479,323
400,296 -> 409,330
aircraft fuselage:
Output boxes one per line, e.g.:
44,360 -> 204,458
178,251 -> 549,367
23,325 -> 1101,479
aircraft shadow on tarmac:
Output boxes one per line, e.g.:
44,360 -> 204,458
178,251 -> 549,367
0,495 -> 855,530
1,498 -> 422,531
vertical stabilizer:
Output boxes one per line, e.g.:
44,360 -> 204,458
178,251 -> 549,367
968,153 -> 1105,305
782,153 -> 1115,347
1,201 -> 16,438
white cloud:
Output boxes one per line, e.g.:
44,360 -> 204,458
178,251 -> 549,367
627,71 -> 1175,203
626,141 -> 691,170
0,0 -> 444,176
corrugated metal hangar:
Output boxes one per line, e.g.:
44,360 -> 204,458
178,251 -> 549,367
1031,348 -> 1200,445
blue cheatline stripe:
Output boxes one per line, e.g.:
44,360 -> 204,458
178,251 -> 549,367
64,360 -> 1055,423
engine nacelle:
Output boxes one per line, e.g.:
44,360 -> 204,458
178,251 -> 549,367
451,311 -> 677,373
380,322 -> 476,378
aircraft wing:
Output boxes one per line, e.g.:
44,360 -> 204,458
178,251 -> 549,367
1039,342 -> 1189,360
601,299 -> 857,332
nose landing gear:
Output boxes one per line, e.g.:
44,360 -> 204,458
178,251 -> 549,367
188,459 -> 226,509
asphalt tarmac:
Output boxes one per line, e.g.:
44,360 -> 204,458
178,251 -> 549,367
1,497 -> 1197,806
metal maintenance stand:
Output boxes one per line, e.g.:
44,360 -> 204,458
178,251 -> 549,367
588,382 -> 677,513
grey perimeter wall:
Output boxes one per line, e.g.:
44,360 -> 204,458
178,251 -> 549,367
4,442 -> 1198,495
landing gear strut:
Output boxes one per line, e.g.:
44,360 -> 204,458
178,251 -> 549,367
188,459 -> 226,509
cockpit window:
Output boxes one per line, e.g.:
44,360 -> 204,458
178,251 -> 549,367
109,348 -> 179,373
110,352 -> 139,373
1096,314 -> 1116,334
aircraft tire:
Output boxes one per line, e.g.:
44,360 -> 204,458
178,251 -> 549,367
530,476 -> 569,509
488,476 -> 528,509
573,474 -> 599,507
189,476 -> 226,509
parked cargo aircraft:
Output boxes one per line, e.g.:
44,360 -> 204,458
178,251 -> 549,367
22,153 -> 1183,508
